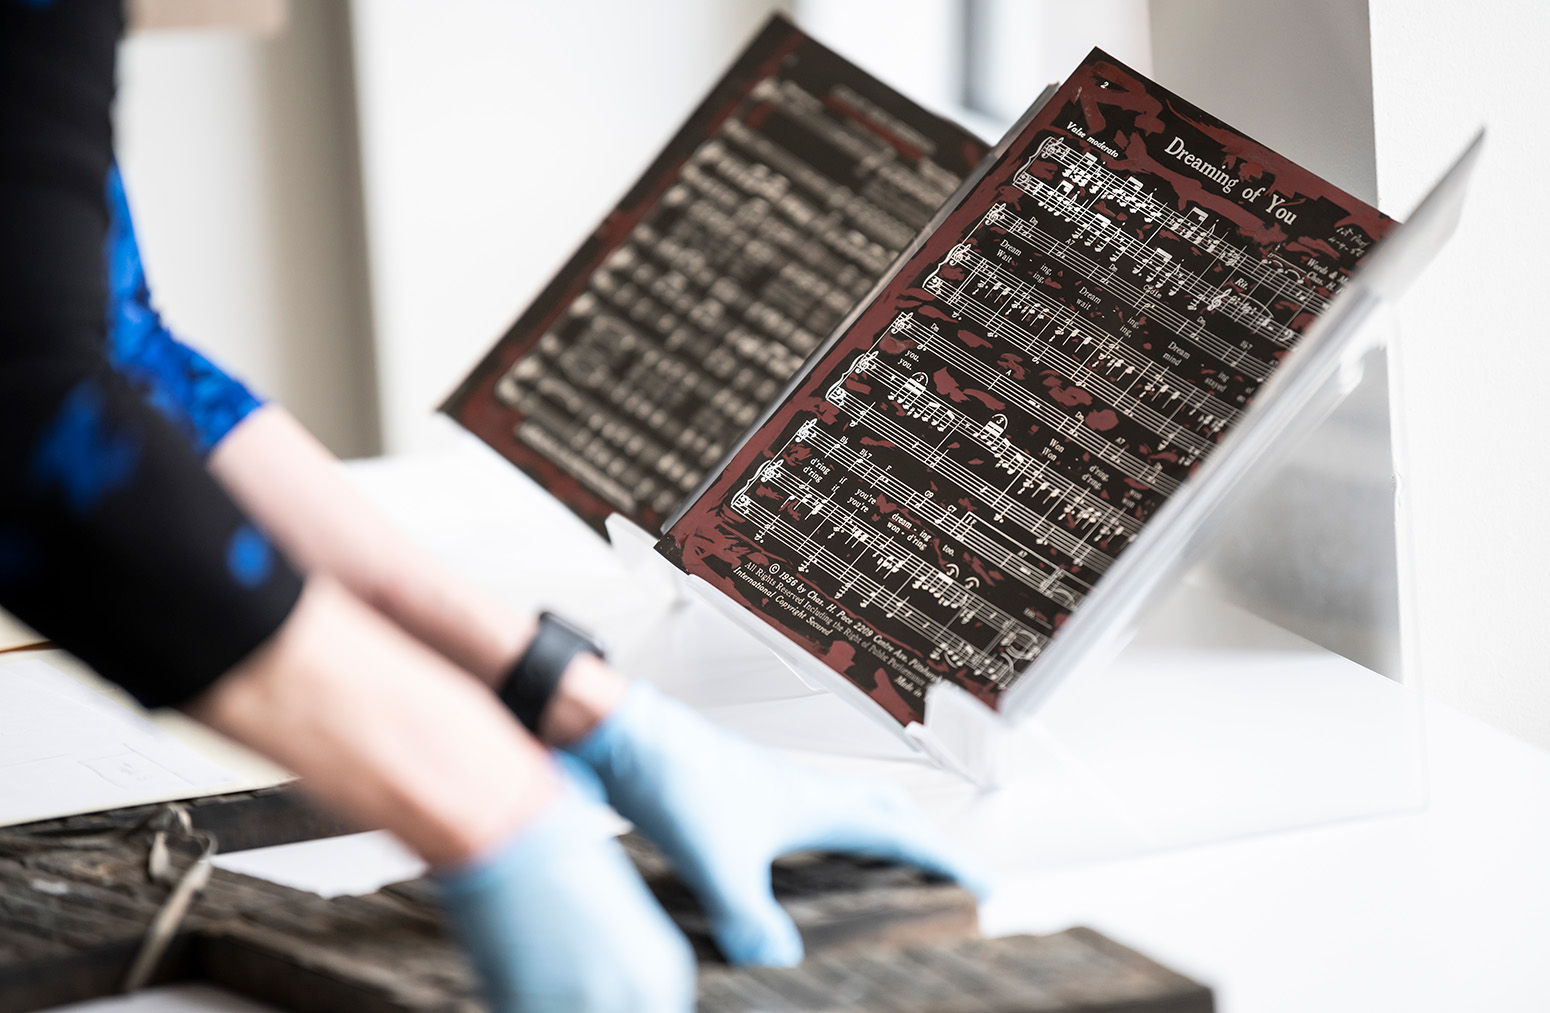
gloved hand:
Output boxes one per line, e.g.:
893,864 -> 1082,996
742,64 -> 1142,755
435,771 -> 696,1013
567,681 -> 988,967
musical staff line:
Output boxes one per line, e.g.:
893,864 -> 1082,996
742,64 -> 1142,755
758,460 -> 1059,638
927,252 -> 1225,458
1017,169 -> 1295,347
793,423 -> 1097,602
1037,137 -> 1330,320
833,353 -> 1139,543
876,317 -> 1182,495
939,246 -> 1239,428
987,202 -> 1278,383
729,491 -> 1027,685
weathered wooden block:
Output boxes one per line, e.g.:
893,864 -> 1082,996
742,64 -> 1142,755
0,790 -> 1213,1012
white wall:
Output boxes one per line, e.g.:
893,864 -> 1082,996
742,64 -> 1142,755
115,2 -> 378,458
349,0 -> 793,454
794,0 -> 1151,139
1369,0 -> 1550,749
791,0 -> 966,124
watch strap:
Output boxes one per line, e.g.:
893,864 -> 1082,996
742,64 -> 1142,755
498,612 -> 604,733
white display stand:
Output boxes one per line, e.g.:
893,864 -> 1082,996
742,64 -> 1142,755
601,131 -> 1481,863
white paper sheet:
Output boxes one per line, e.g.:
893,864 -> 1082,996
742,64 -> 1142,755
211,831 -> 427,899
0,653 -> 281,827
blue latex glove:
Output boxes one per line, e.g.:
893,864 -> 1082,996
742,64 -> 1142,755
436,773 -> 695,1013
568,682 -> 989,966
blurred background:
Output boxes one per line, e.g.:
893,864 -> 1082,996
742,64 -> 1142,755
114,1 -> 1549,750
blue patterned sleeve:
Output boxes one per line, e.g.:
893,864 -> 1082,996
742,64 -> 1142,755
103,165 -> 264,457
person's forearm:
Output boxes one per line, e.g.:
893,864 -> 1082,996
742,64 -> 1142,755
184,575 -> 557,866
208,405 -> 529,684
207,405 -> 626,744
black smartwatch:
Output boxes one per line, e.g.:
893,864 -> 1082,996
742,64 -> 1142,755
498,611 -> 607,734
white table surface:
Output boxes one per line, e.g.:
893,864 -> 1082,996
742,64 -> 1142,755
46,437 -> 1550,1012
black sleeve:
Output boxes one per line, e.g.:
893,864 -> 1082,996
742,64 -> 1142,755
0,0 -> 304,708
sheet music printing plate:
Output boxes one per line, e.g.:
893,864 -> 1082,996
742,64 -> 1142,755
657,48 -> 1400,725
443,15 -> 986,534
